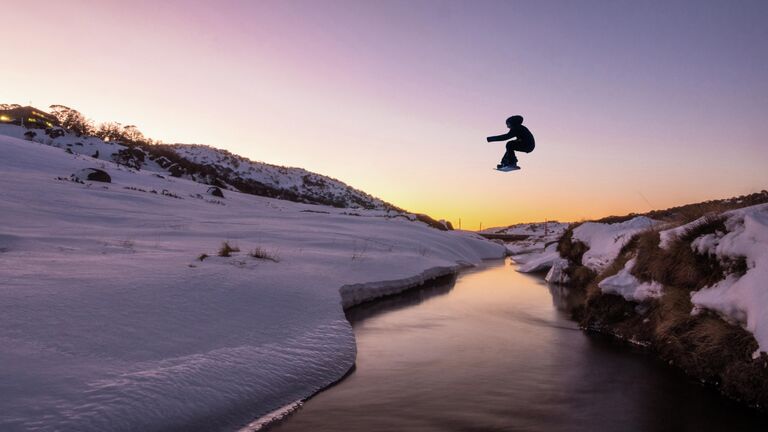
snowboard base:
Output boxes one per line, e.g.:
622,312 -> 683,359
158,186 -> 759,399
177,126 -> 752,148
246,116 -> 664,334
494,166 -> 521,172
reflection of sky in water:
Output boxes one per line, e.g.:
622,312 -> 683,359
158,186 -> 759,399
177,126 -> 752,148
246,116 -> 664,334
274,258 -> 768,432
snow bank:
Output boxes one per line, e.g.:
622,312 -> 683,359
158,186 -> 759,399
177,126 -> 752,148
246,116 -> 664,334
503,223 -> 569,276
340,264 -> 465,308
489,222 -> 567,256
682,204 -> 768,356
544,258 -> 570,284
0,133 -> 505,431
572,216 -> 657,271
516,243 -> 561,273
598,258 -> 663,302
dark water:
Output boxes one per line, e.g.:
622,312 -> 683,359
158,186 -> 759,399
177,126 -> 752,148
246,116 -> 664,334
270,259 -> 768,432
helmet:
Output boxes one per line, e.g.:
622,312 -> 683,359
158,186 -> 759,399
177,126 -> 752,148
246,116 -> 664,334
506,115 -> 523,127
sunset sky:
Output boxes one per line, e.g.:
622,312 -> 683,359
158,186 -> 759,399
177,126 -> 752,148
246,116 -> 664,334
3,0 -> 767,229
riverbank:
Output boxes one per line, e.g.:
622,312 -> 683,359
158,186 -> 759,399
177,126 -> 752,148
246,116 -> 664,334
270,258 -> 768,432
510,194 -> 768,413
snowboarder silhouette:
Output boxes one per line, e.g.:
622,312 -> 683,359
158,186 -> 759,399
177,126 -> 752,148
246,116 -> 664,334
487,115 -> 535,172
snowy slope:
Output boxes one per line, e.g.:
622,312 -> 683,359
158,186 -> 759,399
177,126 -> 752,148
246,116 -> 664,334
171,144 -> 389,209
0,133 -> 505,431
0,124 -> 390,210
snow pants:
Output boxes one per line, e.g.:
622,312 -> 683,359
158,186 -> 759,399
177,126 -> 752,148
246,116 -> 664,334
501,140 -> 535,165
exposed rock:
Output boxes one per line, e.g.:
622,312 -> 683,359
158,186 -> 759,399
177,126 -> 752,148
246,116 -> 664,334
72,168 -> 111,183
207,186 -> 224,198
167,163 -> 185,177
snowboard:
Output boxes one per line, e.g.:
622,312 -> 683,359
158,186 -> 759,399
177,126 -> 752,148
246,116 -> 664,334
494,165 -> 521,172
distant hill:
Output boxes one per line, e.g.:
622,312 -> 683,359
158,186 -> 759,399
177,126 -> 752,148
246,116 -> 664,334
0,121 -> 389,211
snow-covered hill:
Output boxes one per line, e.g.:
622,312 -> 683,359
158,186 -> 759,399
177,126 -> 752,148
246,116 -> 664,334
0,131 -> 505,431
0,124 -> 390,211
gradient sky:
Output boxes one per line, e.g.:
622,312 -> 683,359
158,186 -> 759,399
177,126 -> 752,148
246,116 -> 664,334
3,0 -> 767,229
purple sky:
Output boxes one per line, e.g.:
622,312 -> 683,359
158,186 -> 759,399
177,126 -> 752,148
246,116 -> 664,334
3,0 -> 767,226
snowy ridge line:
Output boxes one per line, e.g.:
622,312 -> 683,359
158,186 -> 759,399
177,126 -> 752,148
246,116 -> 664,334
339,262 -> 473,309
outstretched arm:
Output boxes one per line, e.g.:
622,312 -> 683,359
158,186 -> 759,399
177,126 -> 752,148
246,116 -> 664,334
487,131 -> 515,142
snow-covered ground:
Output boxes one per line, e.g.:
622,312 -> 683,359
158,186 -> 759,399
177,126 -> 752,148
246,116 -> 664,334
170,143 -> 388,209
500,223 -> 570,283
571,216 -> 657,272
513,216 -> 660,285
0,132 -> 504,431
484,222 -> 568,256
664,204 -> 768,357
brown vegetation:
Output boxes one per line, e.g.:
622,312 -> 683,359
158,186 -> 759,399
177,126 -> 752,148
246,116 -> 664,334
218,241 -> 240,257
566,211 -> 767,411
248,247 -> 280,262
556,225 -> 597,290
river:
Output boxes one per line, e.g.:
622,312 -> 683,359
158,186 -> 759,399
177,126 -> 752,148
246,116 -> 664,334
269,258 -> 768,431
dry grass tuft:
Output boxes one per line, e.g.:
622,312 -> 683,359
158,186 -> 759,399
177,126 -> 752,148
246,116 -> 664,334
248,247 -> 280,262
557,224 -> 589,264
218,241 -> 240,257
632,216 -> 727,291
593,213 -> 641,224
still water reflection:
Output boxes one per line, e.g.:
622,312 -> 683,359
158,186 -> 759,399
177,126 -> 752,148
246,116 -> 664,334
271,259 -> 768,432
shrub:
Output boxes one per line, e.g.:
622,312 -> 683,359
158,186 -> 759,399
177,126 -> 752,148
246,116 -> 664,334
197,253 -> 209,261
248,247 -> 280,262
218,241 -> 240,257
414,213 -> 452,231
593,213 -> 640,224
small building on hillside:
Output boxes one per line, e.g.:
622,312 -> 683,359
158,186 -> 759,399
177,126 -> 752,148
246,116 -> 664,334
0,106 -> 59,129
